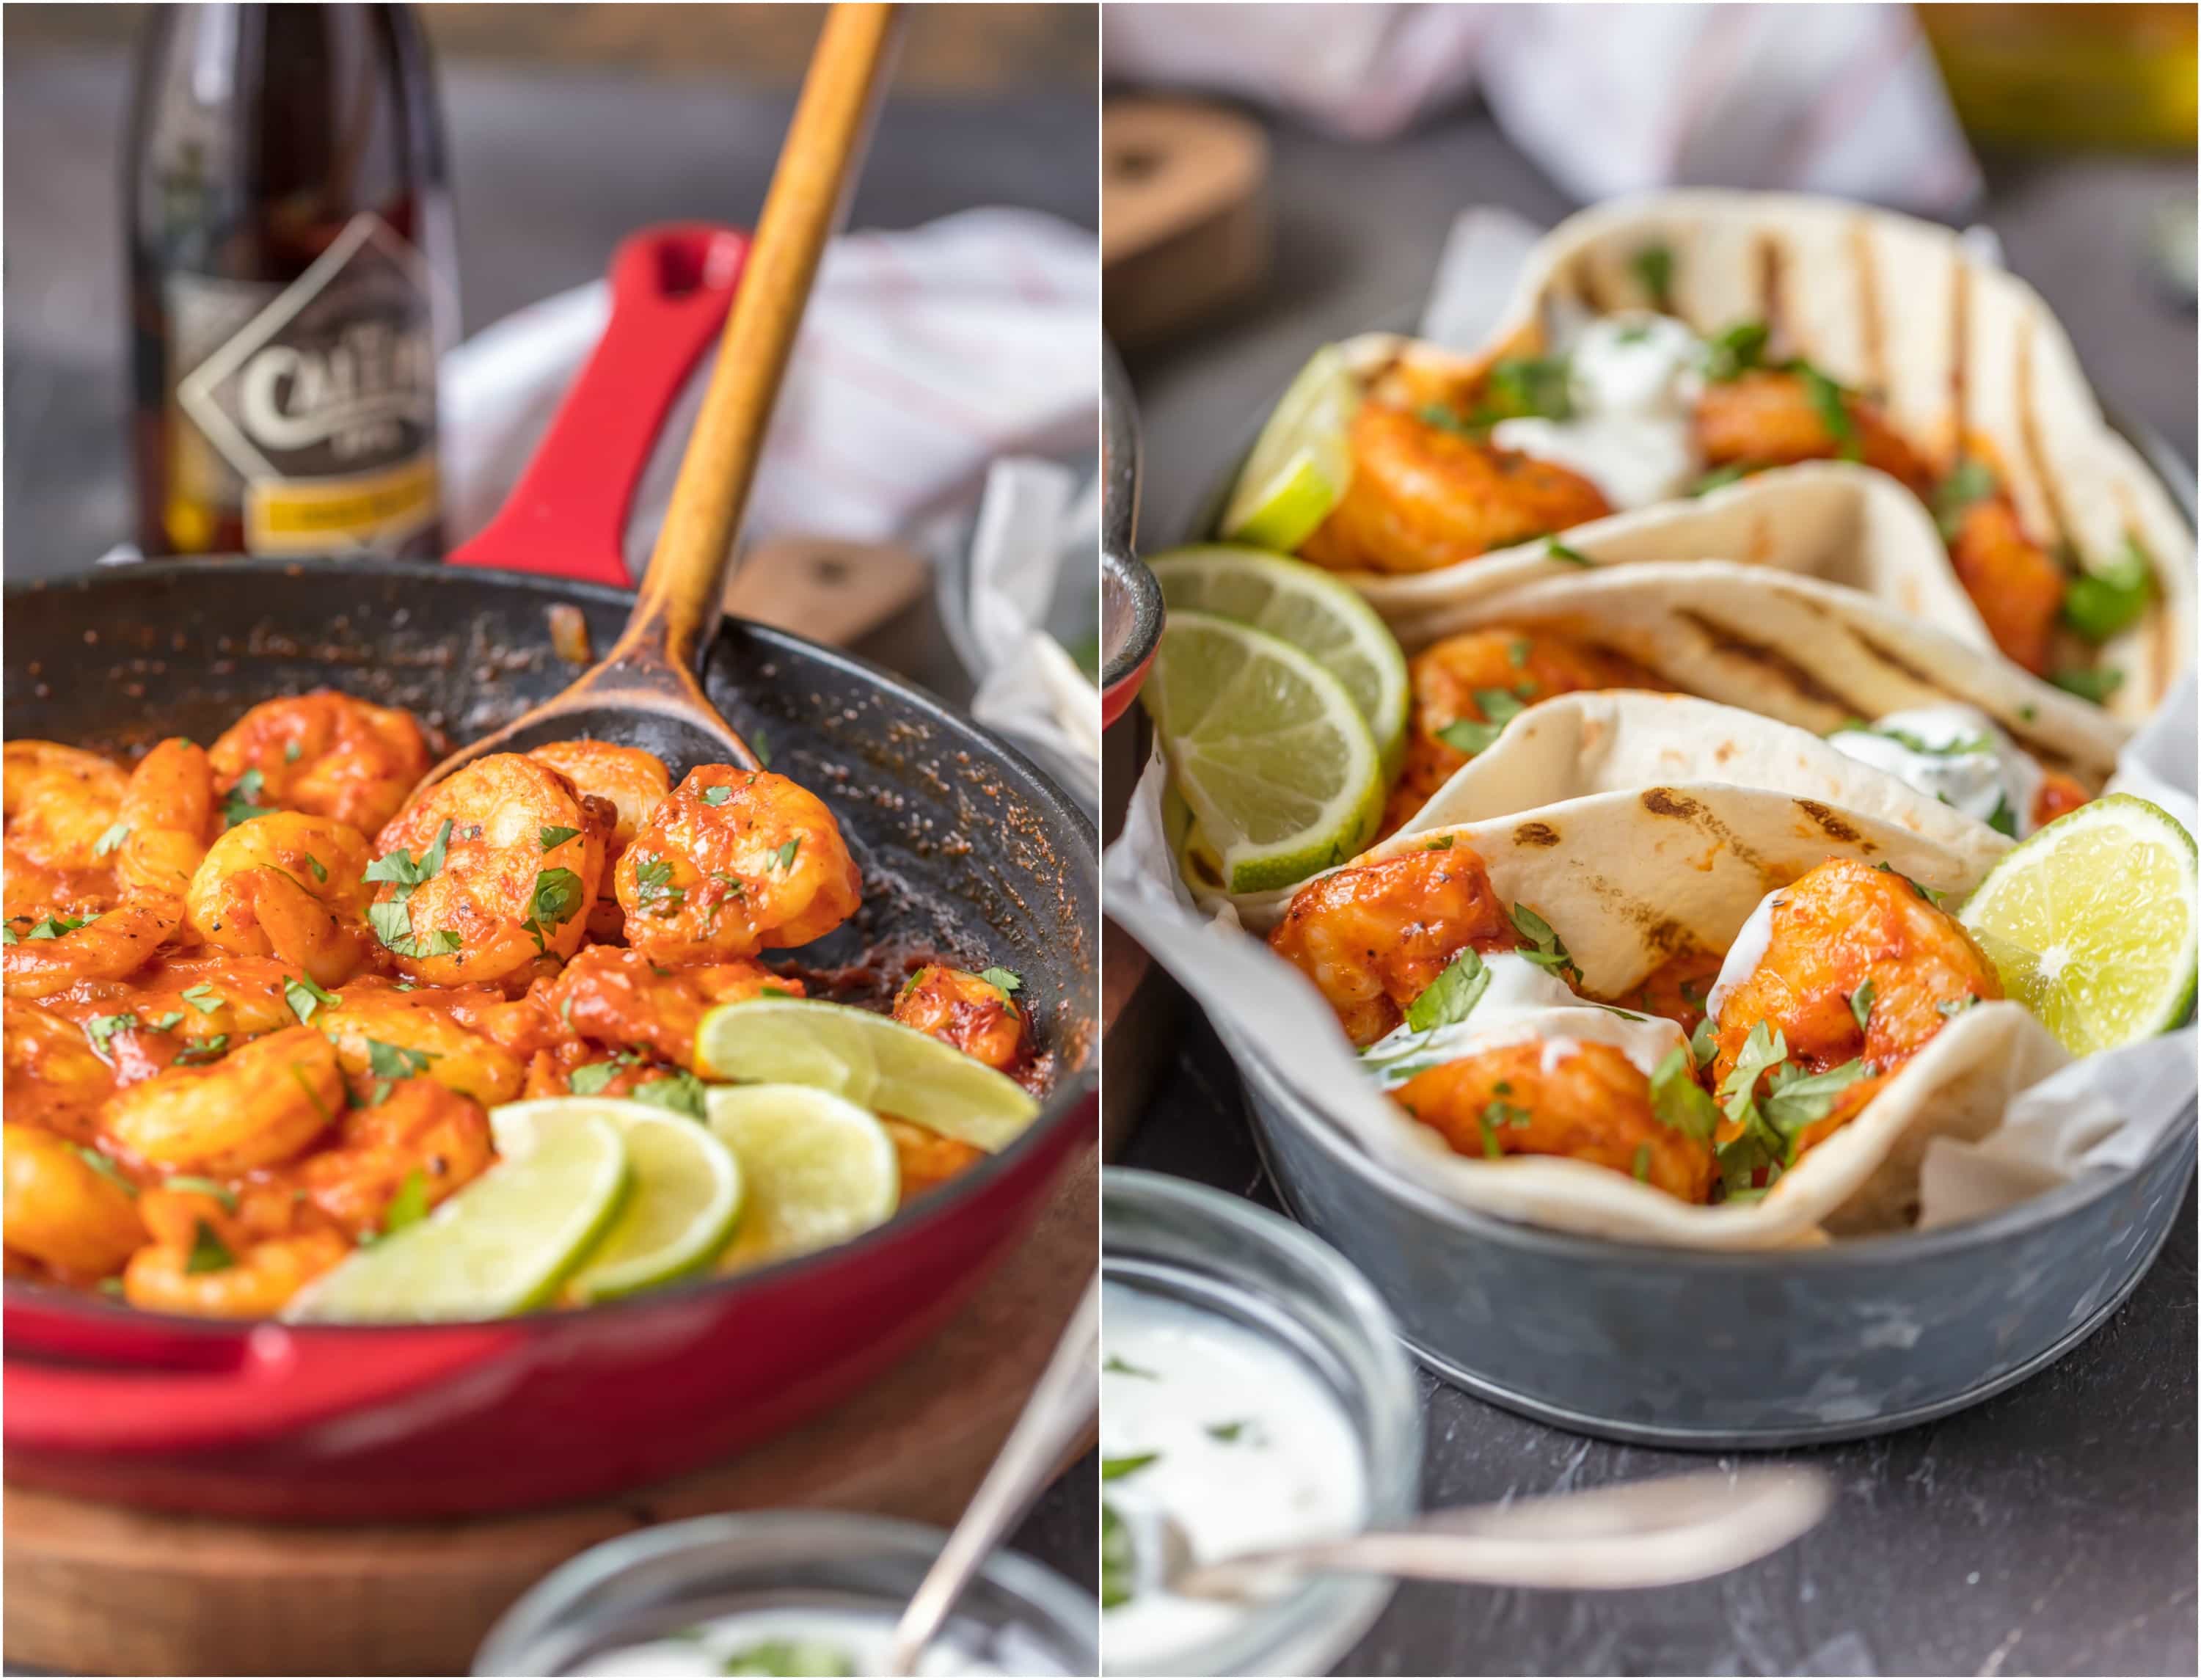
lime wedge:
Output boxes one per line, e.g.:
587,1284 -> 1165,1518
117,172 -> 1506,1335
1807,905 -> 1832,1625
693,997 -> 1039,1152
705,1084 -> 899,1271
1220,345 -> 1358,552
1147,544 -> 1409,778
1140,609 -> 1383,894
1957,793 -> 2198,1056
285,1109 -> 629,1323
484,1098 -> 745,1304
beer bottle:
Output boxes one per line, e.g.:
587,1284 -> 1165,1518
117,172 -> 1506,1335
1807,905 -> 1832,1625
125,3 -> 455,560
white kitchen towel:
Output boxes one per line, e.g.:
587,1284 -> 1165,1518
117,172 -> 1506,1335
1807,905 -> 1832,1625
1106,3 -> 1982,216
443,206 -> 1100,579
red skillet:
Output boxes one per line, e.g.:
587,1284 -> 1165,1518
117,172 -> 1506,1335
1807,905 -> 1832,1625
5,140 -> 1096,1527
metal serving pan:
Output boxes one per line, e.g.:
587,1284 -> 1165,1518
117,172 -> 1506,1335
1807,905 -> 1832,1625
1179,362 -> 2196,1447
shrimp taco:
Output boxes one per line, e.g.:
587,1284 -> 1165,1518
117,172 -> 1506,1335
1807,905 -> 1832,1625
1258,783 -> 2074,1246
1168,558 -> 2116,930
1223,191 -> 2191,721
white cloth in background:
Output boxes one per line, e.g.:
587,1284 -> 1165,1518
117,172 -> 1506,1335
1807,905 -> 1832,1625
1106,2 -> 1982,216
444,207 -> 1100,576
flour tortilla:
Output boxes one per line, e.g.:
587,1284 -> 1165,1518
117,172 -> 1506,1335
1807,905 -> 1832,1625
1313,189 -> 2193,721
1315,783 -> 2070,1246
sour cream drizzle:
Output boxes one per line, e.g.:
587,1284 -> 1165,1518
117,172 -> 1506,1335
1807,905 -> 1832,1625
1825,704 -> 2045,836
1360,952 -> 1687,1090
571,1606 -> 1038,1677
1491,312 -> 1707,511
1704,890 -> 1782,1029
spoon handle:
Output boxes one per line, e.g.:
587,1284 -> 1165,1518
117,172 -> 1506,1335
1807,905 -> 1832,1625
883,1274 -> 1101,1676
1175,1465 -> 1831,1599
608,1 -> 899,682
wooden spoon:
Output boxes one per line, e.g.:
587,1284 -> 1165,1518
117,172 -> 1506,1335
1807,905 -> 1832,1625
418,2 -> 900,791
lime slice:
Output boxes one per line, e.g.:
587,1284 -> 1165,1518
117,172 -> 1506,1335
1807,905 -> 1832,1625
285,1109 -> 629,1323
486,1098 -> 745,1304
705,1084 -> 899,1271
693,997 -> 1039,1152
1140,609 -> 1382,894
1220,345 -> 1358,552
1957,793 -> 2198,1057
1147,544 -> 1409,778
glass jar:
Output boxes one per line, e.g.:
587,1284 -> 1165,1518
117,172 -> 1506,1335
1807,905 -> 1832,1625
1101,1167 -> 1423,1677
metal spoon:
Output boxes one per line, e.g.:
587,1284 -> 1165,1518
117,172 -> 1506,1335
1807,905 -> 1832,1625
1154,1464 -> 1831,1600
415,3 -> 899,791
881,1273 -> 1101,1676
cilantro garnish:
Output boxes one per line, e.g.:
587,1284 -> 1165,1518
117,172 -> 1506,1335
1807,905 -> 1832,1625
304,853 -> 328,883
773,837 -> 803,872
1690,463 -> 1750,496
521,867 -> 586,952
73,1145 -> 136,1197
94,822 -> 131,858
2061,538 -> 2156,643
1850,979 -> 1876,1034
1100,1452 -> 1159,1480
701,786 -> 733,807
1700,321 -> 1770,382
84,1012 -> 140,1056
1103,1354 -> 1158,1379
979,965 -> 1023,996
1508,902 -> 1576,982
630,1070 -> 707,1121
162,1175 -> 237,1211
21,914 -> 87,941
2048,665 -> 2125,704
181,983 -> 224,1015
1403,947 -> 1490,1034
1547,537 -> 1595,567
631,855 -> 685,916
1632,1143 -> 1653,1183
185,1219 -> 234,1274
1932,458 -> 1999,541
1101,1501 -> 1136,1610
1436,688 -> 1527,759
1936,995 -> 1979,1018
538,825 -> 580,850
1649,1046 -> 1720,1143
381,1169 -> 431,1236
1794,362 -> 1861,461
365,1038 -> 439,1104
283,974 -> 337,1024
1631,241 -> 1676,311
220,768 -> 274,828
176,1034 -> 230,1065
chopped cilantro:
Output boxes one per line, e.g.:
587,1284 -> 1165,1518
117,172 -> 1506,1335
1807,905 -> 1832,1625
185,1219 -> 234,1274
1100,1452 -> 1159,1480
1850,979 -> 1876,1034
1795,362 -> 1861,461
773,837 -> 803,872
1101,1501 -> 1136,1610
1932,457 -> 1999,541
1986,792 -> 2018,839
631,1070 -> 708,1121
701,786 -> 733,807
1425,835 -> 1456,851
1690,1012 -> 1719,1068
176,1034 -> 231,1066
1404,947 -> 1490,1033
1690,463 -> 1750,496
631,855 -> 685,916
1103,1354 -> 1158,1379
538,825 -> 580,850
1436,688 -> 1527,759
979,965 -> 1023,996
2061,538 -> 2156,643
1546,537 -> 1595,567
284,974 -> 338,1025
381,1170 -> 431,1236
221,768 -> 274,828
722,1642 -> 855,1678
364,819 -> 453,899
1632,1143 -> 1653,1183
84,1012 -> 139,1056
22,914 -> 87,941
1508,902 -> 1575,982
1936,995 -> 1979,1018
1206,1420 -> 1252,1444
1630,241 -> 1676,310
2047,665 -> 2125,704
1649,1046 -> 1720,1143
1700,321 -> 1770,381
94,821 -> 131,858
181,982 -> 224,1015
162,1175 -> 237,1211
73,1145 -> 137,1197
521,867 -> 586,951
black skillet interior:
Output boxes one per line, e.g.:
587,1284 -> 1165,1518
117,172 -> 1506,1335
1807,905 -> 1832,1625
5,559 -> 1099,1090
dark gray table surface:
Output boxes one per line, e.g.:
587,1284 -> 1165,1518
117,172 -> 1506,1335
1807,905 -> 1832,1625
1117,110 -> 2197,1677
0,37 -> 1097,1651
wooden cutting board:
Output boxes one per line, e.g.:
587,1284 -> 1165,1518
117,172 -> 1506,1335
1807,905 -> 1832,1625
4,1146 -> 1095,1679
1103,97 -> 1269,349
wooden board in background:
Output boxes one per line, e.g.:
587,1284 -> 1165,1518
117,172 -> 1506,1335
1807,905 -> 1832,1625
4,1147 -> 1096,1679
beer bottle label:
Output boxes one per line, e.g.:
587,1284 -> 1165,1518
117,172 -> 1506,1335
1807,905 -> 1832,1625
170,212 -> 441,555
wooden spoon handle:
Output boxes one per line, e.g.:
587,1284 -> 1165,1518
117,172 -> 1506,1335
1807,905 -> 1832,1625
610,1 -> 899,676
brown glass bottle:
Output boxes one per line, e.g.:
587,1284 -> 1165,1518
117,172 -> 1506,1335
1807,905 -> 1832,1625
125,3 -> 455,559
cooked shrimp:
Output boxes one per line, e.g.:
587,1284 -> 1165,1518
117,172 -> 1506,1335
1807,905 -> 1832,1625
112,737 -> 218,899
2033,772 -> 2089,829
4,999 -> 118,1142
2,1122 -> 146,1279
528,740 -> 671,940
123,1186 -> 348,1318
1709,858 -> 2001,1100
882,1117 -> 985,1200
119,952 -> 306,1045
185,811 -> 376,987
316,982 -> 528,1108
614,768 -> 862,966
1387,628 -> 1666,833
1599,947 -> 1726,1037
102,1024 -> 342,1173
3,901 -> 178,1000
1299,403 -> 1613,574
1269,841 -> 1523,1046
1692,369 -> 1934,496
368,754 -> 612,985
891,965 -> 1028,1073
1394,1040 -> 1715,1201
208,690 -> 431,835
291,1075 -> 494,1238
4,742 -> 128,871
543,943 -> 801,1070
1945,497 -> 2066,676
520,1041 -> 690,1101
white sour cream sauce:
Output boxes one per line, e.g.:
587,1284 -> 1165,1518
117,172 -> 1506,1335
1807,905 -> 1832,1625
1100,1285 -> 1365,1673
571,1607 -> 1043,1677
1825,704 -> 2045,836
1359,952 -> 1687,1092
1492,312 -> 1707,510
1704,890 -> 1782,1029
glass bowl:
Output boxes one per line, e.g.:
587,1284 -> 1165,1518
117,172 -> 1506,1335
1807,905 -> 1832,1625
1101,1168 -> 1423,1676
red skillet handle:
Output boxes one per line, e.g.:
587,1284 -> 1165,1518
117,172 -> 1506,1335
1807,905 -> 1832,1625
4,1299 -> 522,1453
448,222 -> 752,586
